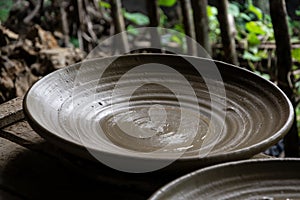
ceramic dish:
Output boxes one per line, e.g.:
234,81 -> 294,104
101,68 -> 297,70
149,158 -> 300,199
23,54 -> 293,172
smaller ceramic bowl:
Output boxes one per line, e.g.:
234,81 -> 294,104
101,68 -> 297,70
149,158 -> 300,200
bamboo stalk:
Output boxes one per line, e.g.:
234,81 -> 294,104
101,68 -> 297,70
216,0 -> 238,65
180,0 -> 197,55
60,1 -> 70,47
110,0 -> 129,53
269,0 -> 299,157
146,0 -> 161,48
191,0 -> 211,56
76,0 -> 85,50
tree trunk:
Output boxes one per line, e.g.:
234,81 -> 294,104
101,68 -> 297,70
180,0 -> 197,56
75,0 -> 95,51
269,0 -> 299,157
75,0 -> 85,50
216,0 -> 238,65
253,0 -> 270,14
110,0 -> 129,53
191,0 -> 211,56
146,0 -> 161,48
60,1 -> 70,47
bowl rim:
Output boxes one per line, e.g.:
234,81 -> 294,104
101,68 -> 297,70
23,53 -> 294,163
148,158 -> 300,200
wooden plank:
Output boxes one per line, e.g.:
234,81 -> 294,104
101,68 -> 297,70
0,97 -> 24,129
0,138 -> 33,200
0,188 -> 24,200
0,98 -> 53,156
0,138 -> 146,199
3,121 -> 44,144
1,121 -> 55,158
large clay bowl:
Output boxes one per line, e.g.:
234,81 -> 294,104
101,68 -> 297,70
149,158 -> 300,199
23,54 -> 293,172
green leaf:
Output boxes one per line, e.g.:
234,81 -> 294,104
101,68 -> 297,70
126,25 -> 139,35
171,35 -> 182,45
254,71 -> 270,80
292,48 -> 300,62
159,8 -> 168,26
296,81 -> 300,94
228,3 -> 240,17
240,13 -> 251,21
291,37 -> 300,43
249,46 -> 258,54
248,4 -> 262,20
243,51 -> 261,61
247,33 -> 260,46
255,50 -> 268,59
296,10 -> 300,16
123,11 -> 149,26
207,5 -> 218,17
296,104 -> 300,137
245,21 -> 265,35
0,0 -> 13,22
70,37 -> 79,48
174,23 -> 184,33
158,0 -> 177,7
99,1 -> 111,9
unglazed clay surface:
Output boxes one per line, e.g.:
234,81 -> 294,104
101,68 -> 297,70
149,159 -> 300,200
23,54 -> 293,167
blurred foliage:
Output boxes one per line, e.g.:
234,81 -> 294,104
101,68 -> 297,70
99,1 -> 111,9
229,1 -> 274,67
70,37 -> 79,48
0,0 -> 13,23
123,11 -> 149,26
296,104 -> 300,137
207,5 -> 220,45
253,71 -> 270,80
292,48 -> 300,63
158,0 -> 177,7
